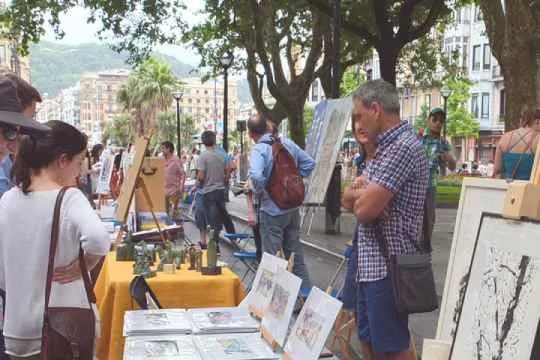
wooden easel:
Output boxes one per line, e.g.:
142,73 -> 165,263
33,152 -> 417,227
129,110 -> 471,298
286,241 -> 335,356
114,133 -> 167,245
503,141 -> 540,220
260,325 -> 280,352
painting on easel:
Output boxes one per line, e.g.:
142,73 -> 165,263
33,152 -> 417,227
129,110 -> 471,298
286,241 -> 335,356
450,213 -> 540,360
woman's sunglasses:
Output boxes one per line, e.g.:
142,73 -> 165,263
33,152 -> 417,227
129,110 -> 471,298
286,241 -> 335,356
0,124 -> 20,141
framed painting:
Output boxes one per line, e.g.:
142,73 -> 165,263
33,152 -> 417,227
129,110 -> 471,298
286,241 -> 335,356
450,213 -> 540,359
437,178 -> 515,340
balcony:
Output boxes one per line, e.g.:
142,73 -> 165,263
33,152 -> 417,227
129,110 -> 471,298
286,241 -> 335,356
492,65 -> 503,81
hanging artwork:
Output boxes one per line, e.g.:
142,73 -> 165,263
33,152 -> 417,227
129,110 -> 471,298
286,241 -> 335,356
261,269 -> 302,347
284,287 -> 342,360
239,252 -> 288,313
450,213 -> 540,359
437,178 -> 511,340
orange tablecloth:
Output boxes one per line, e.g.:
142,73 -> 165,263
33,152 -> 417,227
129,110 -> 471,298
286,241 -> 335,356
94,251 -> 245,360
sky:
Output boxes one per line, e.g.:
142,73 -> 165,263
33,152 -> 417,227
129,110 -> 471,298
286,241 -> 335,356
42,5 -> 203,67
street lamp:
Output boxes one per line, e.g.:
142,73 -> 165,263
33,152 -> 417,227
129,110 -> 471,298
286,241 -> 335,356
172,90 -> 184,156
237,120 -> 247,182
441,87 -> 452,140
219,52 -> 234,153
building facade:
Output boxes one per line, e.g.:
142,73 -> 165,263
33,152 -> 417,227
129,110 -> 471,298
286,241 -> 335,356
179,77 -> 238,136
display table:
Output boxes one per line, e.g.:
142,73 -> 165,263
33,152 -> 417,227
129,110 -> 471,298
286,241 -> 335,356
95,251 -> 245,360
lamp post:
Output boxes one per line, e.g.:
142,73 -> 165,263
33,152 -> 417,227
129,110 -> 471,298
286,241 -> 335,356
441,87 -> 452,141
237,120 -> 247,182
172,90 -> 184,157
219,52 -> 234,153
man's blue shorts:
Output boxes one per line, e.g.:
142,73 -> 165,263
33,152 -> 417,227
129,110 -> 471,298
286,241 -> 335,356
356,277 -> 410,353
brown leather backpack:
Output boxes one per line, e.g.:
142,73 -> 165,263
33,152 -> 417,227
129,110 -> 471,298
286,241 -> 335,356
263,138 -> 305,209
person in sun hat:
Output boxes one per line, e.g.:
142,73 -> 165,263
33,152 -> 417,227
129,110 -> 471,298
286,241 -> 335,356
420,106 -> 456,251
0,76 -> 50,199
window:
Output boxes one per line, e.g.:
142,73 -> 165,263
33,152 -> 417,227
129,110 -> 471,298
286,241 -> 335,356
471,93 -> 479,118
481,93 -> 490,119
455,9 -> 461,24
311,81 -> 319,102
366,69 -> 373,81
204,90 -> 208,95
197,99 -> 200,104
483,44 -> 491,70
424,94 -> 431,109
0,45 -> 6,65
472,45 -> 481,71
499,89 -> 506,117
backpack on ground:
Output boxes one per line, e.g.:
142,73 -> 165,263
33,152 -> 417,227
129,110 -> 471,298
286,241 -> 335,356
263,137 -> 305,209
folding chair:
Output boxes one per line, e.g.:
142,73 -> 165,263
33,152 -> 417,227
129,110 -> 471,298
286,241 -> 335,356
224,232 -> 259,290
129,275 -> 162,310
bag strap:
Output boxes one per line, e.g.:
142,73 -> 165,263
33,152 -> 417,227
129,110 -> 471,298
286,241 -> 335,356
44,187 -> 96,316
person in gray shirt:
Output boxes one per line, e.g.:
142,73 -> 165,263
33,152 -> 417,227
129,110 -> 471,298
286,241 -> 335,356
196,131 -> 228,248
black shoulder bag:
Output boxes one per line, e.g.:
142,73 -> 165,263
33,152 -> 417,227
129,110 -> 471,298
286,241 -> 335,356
374,221 -> 438,315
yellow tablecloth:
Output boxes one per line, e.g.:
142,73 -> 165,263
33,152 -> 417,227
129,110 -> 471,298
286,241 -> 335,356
94,251 -> 245,360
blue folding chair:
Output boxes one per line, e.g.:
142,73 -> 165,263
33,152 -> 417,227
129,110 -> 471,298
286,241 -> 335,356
224,232 -> 259,290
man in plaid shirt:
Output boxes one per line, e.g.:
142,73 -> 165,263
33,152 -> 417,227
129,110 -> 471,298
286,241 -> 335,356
343,80 -> 429,359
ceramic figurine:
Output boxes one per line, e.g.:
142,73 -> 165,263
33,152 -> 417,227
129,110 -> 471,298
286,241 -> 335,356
188,245 -> 197,270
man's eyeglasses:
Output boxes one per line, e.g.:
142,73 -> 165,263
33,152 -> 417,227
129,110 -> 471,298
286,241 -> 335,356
0,124 -> 20,141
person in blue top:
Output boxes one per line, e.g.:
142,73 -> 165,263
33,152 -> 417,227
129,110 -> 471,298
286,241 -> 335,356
247,113 -> 315,287
494,104 -> 540,180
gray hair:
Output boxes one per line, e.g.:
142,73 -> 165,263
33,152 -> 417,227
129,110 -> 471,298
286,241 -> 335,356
352,79 -> 400,115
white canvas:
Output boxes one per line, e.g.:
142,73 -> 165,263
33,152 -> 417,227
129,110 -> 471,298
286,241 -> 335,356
97,153 -> 115,195
450,214 -> 540,360
284,287 -> 342,360
239,253 -> 288,312
437,178 -> 515,340
193,333 -> 279,360
304,97 -> 352,205
123,335 -> 201,360
261,269 -> 302,347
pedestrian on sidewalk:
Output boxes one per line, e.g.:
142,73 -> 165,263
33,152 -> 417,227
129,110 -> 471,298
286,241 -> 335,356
161,141 -> 186,220
420,108 -> 456,251
247,113 -> 315,288
196,131 -> 228,249
342,80 -> 429,360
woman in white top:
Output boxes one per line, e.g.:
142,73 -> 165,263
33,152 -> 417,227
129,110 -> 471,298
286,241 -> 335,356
0,120 -> 111,359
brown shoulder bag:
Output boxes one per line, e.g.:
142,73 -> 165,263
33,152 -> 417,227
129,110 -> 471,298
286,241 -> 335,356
41,187 -> 96,360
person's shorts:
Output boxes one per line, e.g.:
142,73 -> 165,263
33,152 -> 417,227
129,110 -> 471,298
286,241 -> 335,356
356,277 -> 410,353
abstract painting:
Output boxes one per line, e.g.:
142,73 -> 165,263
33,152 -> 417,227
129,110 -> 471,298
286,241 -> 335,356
450,213 -> 540,360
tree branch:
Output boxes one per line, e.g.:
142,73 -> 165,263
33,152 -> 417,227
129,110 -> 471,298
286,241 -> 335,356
406,0 -> 446,43
286,34 -> 295,79
372,0 -> 392,40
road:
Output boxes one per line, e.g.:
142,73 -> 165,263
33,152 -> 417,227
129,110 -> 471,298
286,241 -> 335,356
184,194 -> 458,359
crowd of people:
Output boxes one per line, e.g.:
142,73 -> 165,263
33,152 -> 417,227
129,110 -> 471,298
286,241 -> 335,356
1,70 -> 539,360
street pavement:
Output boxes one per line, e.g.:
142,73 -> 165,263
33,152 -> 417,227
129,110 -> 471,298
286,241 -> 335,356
185,194 -> 458,359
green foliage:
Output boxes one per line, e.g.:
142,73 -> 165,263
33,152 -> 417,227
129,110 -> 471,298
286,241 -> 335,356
102,114 -> 135,146
1,0 -> 186,64
303,105 -> 315,137
153,111 -> 197,151
29,41 -> 194,98
340,66 -> 364,96
414,104 -> 430,132
117,57 -> 182,135
443,76 -> 480,138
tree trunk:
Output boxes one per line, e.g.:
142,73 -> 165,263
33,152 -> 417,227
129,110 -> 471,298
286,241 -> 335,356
287,104 -> 306,149
378,44 -> 399,86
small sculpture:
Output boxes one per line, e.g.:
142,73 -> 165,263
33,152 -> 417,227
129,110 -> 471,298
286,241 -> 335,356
195,247 -> 202,272
133,242 -> 156,278
202,227 -> 222,275
157,243 -> 174,272
116,230 -> 135,261
172,248 -> 183,270
188,245 -> 197,270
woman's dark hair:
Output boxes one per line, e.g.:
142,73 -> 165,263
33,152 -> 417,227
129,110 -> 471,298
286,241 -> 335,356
13,120 -> 88,194
91,143 -> 104,163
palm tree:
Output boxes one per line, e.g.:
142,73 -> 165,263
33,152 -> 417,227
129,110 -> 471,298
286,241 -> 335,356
117,57 -> 182,136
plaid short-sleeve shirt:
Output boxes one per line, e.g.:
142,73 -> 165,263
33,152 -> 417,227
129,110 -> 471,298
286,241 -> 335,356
356,122 -> 429,282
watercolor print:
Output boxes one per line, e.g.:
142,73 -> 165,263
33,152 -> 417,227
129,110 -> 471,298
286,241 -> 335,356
145,313 -> 169,326
144,340 -> 179,356
217,338 -> 253,356
256,269 -> 274,298
268,283 -> 289,321
295,308 -> 325,349
451,215 -> 540,360
207,311 -> 233,325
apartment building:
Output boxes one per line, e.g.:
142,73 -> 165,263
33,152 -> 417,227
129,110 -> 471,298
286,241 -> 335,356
179,77 -> 238,135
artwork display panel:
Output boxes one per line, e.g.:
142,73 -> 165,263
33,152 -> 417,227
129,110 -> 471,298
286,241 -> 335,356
124,334 -> 202,360
123,309 -> 191,336
239,253 -> 288,312
437,178 -> 512,340
97,153 -> 115,195
193,333 -> 279,360
187,307 -> 259,334
450,213 -> 540,360
284,287 -> 342,360
261,269 -> 302,347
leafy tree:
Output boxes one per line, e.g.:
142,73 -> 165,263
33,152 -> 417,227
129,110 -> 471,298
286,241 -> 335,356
117,57 -> 181,135
340,66 -> 364,96
102,113 -> 135,146
154,111 -> 197,151
0,0 -> 186,64
303,105 -> 315,136
443,76 -> 479,139
414,104 -> 430,132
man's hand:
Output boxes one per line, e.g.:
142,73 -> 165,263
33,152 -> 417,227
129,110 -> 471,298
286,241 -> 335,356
342,177 -> 368,211
53,258 -> 82,284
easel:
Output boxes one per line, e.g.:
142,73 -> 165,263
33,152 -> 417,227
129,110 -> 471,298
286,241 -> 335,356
503,142 -> 540,220
115,133 -> 167,245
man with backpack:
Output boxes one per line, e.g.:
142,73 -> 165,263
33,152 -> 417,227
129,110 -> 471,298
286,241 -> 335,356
247,113 -> 315,287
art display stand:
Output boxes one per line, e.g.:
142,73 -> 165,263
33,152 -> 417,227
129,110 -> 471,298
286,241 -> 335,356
503,143 -> 540,220
260,325 -> 280,352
